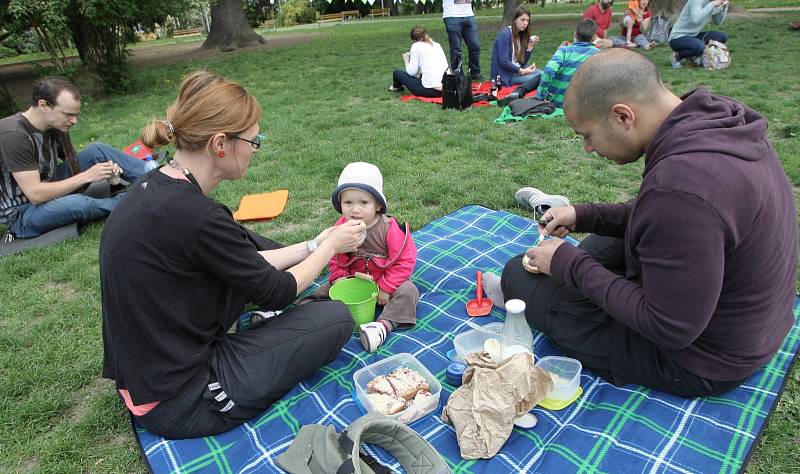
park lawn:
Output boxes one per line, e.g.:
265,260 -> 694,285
1,11 -> 798,473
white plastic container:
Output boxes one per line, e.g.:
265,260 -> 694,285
536,356 -> 582,410
452,322 -> 504,363
352,353 -> 442,424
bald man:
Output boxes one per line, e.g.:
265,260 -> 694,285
499,49 -> 797,397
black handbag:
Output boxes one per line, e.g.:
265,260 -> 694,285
441,53 -> 473,110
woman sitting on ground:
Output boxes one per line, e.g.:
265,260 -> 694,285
668,0 -> 729,68
100,71 -> 366,439
388,26 -> 449,98
490,6 -> 543,106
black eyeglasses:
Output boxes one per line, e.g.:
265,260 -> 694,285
233,133 -> 265,150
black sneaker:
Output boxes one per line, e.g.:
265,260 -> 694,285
470,74 -> 484,82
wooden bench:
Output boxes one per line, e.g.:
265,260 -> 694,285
173,28 -> 204,42
318,12 -> 344,24
369,8 -> 391,18
341,10 -> 360,20
261,19 -> 276,29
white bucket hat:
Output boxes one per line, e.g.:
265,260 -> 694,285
331,162 -> 388,214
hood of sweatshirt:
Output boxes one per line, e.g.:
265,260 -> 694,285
644,88 -> 770,176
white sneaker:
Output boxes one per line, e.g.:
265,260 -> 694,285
387,85 -> 403,92
359,322 -> 388,353
691,55 -> 703,67
514,187 -> 570,215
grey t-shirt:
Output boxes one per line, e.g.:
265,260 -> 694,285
0,113 -> 61,224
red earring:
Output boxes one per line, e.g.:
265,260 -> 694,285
218,151 -> 225,158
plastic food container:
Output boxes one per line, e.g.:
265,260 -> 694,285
352,353 -> 442,424
452,322 -> 504,363
536,356 -> 582,410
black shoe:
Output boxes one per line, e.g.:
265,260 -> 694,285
496,92 -> 520,108
470,74 -> 484,82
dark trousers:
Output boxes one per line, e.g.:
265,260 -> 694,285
443,16 -> 482,79
392,70 -> 442,98
137,300 -> 354,439
501,234 -> 744,398
669,31 -> 728,61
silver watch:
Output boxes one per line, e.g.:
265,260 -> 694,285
306,239 -> 318,253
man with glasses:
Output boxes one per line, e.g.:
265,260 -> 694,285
0,76 -> 145,240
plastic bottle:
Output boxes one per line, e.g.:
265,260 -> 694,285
500,299 -> 533,359
143,154 -> 159,172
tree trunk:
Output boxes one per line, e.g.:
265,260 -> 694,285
66,0 -> 91,64
500,0 -> 521,29
202,0 -> 266,50
0,74 -> 15,118
649,0 -> 685,17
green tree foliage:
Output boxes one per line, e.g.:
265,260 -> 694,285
6,0 -> 190,93
279,0 -> 317,26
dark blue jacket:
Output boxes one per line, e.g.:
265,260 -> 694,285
490,26 -> 532,87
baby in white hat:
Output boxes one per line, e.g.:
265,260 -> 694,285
314,162 -> 419,353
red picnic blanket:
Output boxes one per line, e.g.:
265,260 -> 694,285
401,81 -> 537,107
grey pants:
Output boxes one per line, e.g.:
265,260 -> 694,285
311,279 -> 419,326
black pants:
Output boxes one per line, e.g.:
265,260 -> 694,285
392,69 -> 442,98
137,300 -> 354,439
501,234 -> 744,398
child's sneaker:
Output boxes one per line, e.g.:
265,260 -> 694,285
670,52 -> 683,68
359,322 -> 388,353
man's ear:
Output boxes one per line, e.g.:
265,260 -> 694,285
610,103 -> 636,129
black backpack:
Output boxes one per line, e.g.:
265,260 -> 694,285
441,53 -> 473,111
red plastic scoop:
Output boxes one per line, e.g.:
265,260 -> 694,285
466,271 -> 493,317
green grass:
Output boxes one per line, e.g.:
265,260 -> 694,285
1,12 -> 799,473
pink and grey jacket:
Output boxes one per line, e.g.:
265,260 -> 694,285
328,216 -> 417,295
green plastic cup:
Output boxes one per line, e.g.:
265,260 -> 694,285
329,277 -> 378,328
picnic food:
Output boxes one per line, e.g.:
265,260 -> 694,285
366,367 -> 430,415
367,393 -> 407,415
522,254 -> 540,273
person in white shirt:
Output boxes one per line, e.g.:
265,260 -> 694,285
443,0 -> 482,81
388,26 -> 449,98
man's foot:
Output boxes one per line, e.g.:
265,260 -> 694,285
691,55 -> 703,67
670,52 -> 683,68
387,85 -> 403,92
470,74 -> 484,82
360,322 -> 388,353
481,272 -> 506,310
496,92 -> 521,108
515,187 -> 571,215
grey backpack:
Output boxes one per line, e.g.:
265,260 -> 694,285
647,15 -> 673,44
276,412 -> 450,474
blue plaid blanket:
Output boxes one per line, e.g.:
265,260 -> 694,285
135,205 -> 800,474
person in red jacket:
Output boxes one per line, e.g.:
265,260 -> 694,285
314,162 -> 419,353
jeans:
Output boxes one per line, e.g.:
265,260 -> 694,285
392,70 -> 442,98
500,234 -> 745,398
443,16 -> 481,79
8,142 -> 146,238
669,31 -> 727,61
508,70 -> 542,96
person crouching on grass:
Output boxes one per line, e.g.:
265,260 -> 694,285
311,162 -> 419,353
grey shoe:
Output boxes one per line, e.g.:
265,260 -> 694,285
670,52 -> 683,69
691,55 -> 703,67
515,187 -> 570,215
481,272 -> 505,310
